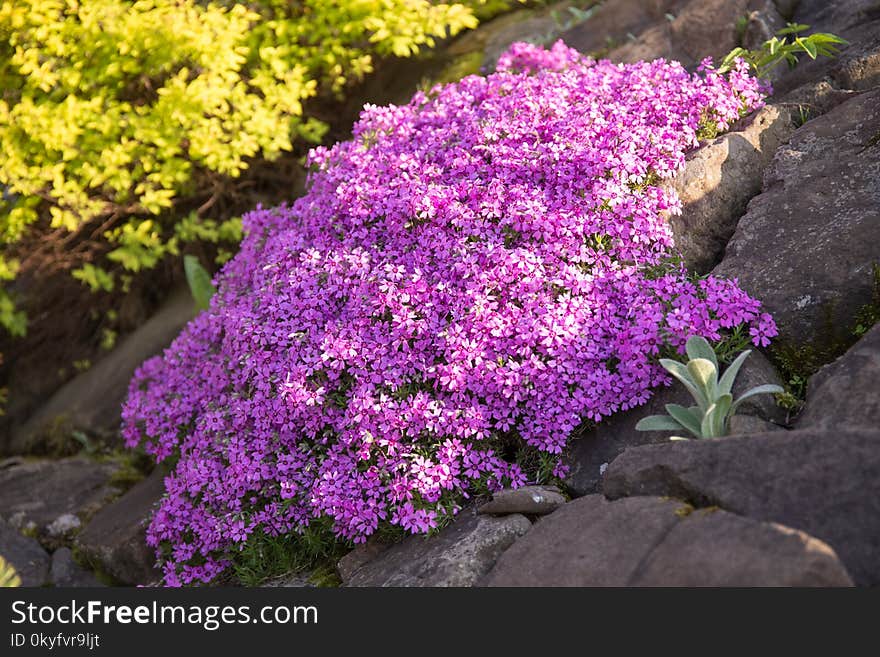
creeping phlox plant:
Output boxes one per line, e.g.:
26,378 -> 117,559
123,41 -> 777,585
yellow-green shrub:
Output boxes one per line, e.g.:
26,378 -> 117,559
0,0 -> 509,335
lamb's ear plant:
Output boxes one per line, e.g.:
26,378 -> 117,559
719,23 -> 847,77
635,336 -> 783,440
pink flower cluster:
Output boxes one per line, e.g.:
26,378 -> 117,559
122,41 -> 775,585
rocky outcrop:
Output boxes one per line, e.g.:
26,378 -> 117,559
669,105 -> 794,273
603,428 -> 880,585
563,350 -> 785,496
477,485 -> 566,516
0,457 -> 122,544
563,0 -> 782,67
0,518 -> 50,587
344,508 -> 530,587
796,323 -> 880,430
483,495 -> 852,586
8,289 -> 196,454
713,90 -> 880,350
75,468 -> 164,585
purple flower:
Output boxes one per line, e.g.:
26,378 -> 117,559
122,41 -> 774,585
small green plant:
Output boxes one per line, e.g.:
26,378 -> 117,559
636,336 -> 783,440
719,23 -> 847,78
183,255 -> 215,312
0,555 -> 21,587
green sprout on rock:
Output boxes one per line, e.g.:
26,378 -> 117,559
636,336 -> 783,440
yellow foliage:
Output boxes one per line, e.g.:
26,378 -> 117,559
0,0 -> 514,335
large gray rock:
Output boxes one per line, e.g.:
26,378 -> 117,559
669,105 -> 794,273
713,90 -> 880,351
50,547 -> 102,588
563,350 -> 785,496
0,517 -> 50,587
344,508 -> 530,587
0,457 -> 122,542
629,505 -> 851,586
603,428 -> 880,585
9,289 -> 196,454
483,495 -> 852,586
75,468 -> 164,585
796,324 -> 880,430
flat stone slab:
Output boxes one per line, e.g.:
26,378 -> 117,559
344,508 -> 530,587
603,428 -> 880,585
483,495 -> 852,586
0,457 -> 122,541
478,485 -> 566,516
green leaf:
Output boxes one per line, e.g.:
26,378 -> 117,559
184,255 -> 216,311
777,23 -> 810,36
700,402 -> 717,438
797,37 -> 818,59
659,358 -> 709,409
731,384 -> 785,415
635,415 -> 686,432
710,393 -> 733,437
718,349 -> 751,396
686,358 -> 718,400
685,335 -> 718,369
665,404 -> 703,438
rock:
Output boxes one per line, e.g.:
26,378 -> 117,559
630,506 -> 851,586
743,3 -> 786,51
8,289 -> 196,454
49,547 -> 102,588
598,0 -> 767,67
772,18 -> 880,108
563,350 -> 785,496
713,90 -> 880,352
603,428 -> 880,585
483,495 -> 851,586
774,0 -> 800,20
728,414 -> 782,435
669,105 -> 795,273
484,496 -> 682,586
560,0 -> 682,58
45,514 -> 82,540
796,324 -> 880,430
344,508 -> 530,587
337,537 -> 390,583
0,517 -> 50,586
262,573 -> 314,588
0,457 -> 122,543
75,468 -> 164,585
478,485 -> 566,516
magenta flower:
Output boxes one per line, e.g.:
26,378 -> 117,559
122,41 -> 775,585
